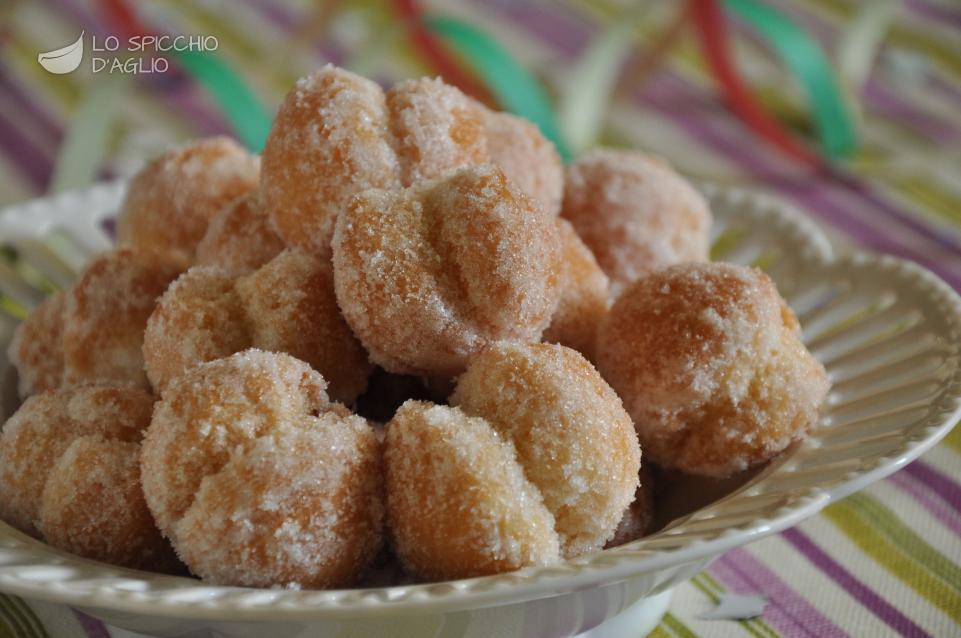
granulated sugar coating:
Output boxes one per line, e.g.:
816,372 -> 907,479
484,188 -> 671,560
606,465 -> 655,548
542,220 -> 610,360
597,263 -> 829,477
144,250 -> 371,402
196,193 -> 286,276
40,436 -> 180,572
562,149 -> 711,296
0,387 -> 173,570
333,165 -> 562,377
451,342 -> 640,558
143,267 -> 252,394
141,350 -> 384,588
64,249 -> 181,390
117,137 -> 260,265
7,291 -> 65,399
262,65 -> 564,256
385,401 -> 561,580
483,110 -> 563,216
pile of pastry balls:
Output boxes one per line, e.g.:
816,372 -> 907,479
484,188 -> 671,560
0,65 -> 828,589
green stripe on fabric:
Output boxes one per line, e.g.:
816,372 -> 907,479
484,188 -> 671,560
8,597 -> 48,638
824,499 -> 961,623
848,492 -> 961,590
662,613 -> 700,638
0,595 -> 39,638
647,625 -> 675,638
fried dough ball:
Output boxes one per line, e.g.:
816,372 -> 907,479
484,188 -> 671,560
262,65 -> 562,256
385,401 -> 561,581
606,466 -> 655,548
117,137 -> 261,265
333,165 -> 562,377
7,291 -> 65,399
144,250 -> 371,403
40,435 -> 179,572
195,193 -> 286,276
451,342 -> 640,557
596,263 -> 829,477
0,386 -> 174,570
542,220 -> 610,360
63,249 -> 181,390
562,149 -> 711,296
141,350 -> 384,588
483,110 -> 563,216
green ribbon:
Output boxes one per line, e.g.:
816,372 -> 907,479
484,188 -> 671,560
425,16 -> 573,162
173,50 -> 272,153
724,0 -> 858,159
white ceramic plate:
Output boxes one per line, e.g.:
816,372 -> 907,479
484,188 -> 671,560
0,182 -> 959,638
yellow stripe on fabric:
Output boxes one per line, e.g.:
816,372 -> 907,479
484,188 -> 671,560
646,625 -> 674,638
0,596 -> 39,638
944,424 -> 961,455
824,500 -> 961,624
849,492 -> 961,590
661,613 -> 701,638
7,597 -> 48,638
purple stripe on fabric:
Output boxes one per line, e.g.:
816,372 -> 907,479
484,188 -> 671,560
0,105 -> 52,191
782,528 -> 931,637
474,0 -> 961,278
863,79 -> 959,143
906,0 -> 961,29
887,470 -> 961,536
711,548 -> 846,638
243,0 -> 345,65
473,0 -> 588,57
71,610 -> 112,638
903,461 -> 961,516
0,62 -> 63,148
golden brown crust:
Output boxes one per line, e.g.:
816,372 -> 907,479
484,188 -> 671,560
542,220 -> 610,360
332,165 -> 562,377
596,263 -> 829,477
562,149 -> 711,296
196,193 -> 286,276
8,291 -> 66,399
117,137 -> 260,265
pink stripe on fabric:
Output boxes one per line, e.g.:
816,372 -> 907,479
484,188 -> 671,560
711,547 -> 847,638
887,470 -> 961,536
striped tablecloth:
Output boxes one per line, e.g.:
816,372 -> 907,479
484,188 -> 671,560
1,1 -> 960,636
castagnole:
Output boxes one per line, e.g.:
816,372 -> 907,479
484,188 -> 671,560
542,219 -> 610,360
7,291 -> 65,399
333,165 -> 562,377
117,137 -> 260,265
596,263 -> 829,477
261,65 -> 562,257
0,386 -> 177,571
195,193 -> 286,276
562,149 -> 712,296
386,342 -> 640,580
144,249 -> 371,403
140,350 -> 384,588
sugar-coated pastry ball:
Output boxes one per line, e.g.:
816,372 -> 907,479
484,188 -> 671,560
451,342 -> 640,557
144,250 -> 371,403
606,466 -> 655,548
141,350 -> 384,588
385,401 -> 561,581
542,220 -> 610,360
562,149 -> 711,296
195,193 -> 286,276
39,435 -> 179,572
261,66 -> 400,259
63,249 -> 181,390
0,386 -> 173,571
262,65 -> 562,257
333,165 -> 562,377
483,110 -> 563,216
142,267 -> 251,394
117,137 -> 261,265
597,263 -> 829,477
7,291 -> 65,399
